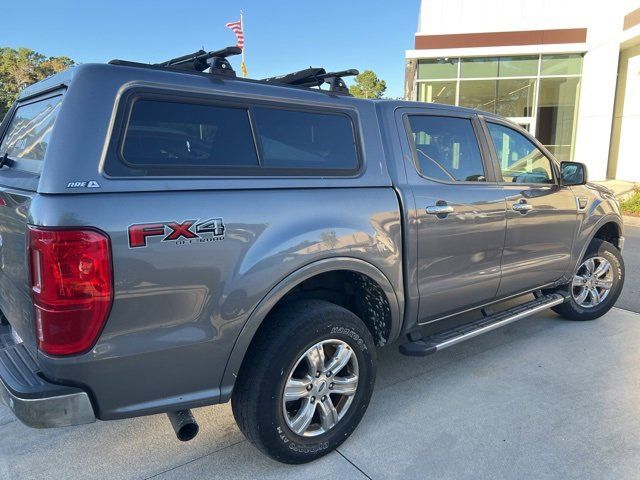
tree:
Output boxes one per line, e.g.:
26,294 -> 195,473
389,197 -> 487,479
0,48 -> 74,118
349,70 -> 387,99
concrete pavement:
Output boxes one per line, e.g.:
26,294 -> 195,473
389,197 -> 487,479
595,180 -> 637,198
2,305 -> 640,479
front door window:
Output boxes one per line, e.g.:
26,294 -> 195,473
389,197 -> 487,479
486,122 -> 554,184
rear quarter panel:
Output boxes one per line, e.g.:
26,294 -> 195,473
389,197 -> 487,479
33,188 -> 402,419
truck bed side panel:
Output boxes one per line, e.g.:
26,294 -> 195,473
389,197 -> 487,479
33,188 -> 402,419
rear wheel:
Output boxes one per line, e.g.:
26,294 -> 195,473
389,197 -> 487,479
231,299 -> 376,464
549,239 -> 624,321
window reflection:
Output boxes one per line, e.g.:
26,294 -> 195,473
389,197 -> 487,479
418,81 -> 456,105
459,80 -> 496,112
408,116 -> 486,182
496,79 -> 536,117
417,58 -> 458,80
537,77 -> 580,161
0,96 -> 63,162
541,54 -> 583,76
487,123 -> 553,184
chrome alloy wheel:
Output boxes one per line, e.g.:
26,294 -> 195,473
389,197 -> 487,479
282,339 -> 359,437
572,256 -> 614,308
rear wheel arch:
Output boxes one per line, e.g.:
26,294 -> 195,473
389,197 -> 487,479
220,258 -> 402,399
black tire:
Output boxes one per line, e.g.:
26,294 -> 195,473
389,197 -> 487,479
231,299 -> 377,464
549,239 -> 624,321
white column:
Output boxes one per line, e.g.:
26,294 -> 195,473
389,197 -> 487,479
613,44 -> 640,181
572,10 -> 621,180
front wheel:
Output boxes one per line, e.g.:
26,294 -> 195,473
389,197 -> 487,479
549,239 -> 624,321
231,299 -> 377,464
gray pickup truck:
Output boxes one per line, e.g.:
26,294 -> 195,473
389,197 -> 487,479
0,47 -> 625,464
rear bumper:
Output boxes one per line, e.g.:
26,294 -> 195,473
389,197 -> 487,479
0,327 -> 95,428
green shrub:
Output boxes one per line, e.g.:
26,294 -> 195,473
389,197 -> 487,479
619,188 -> 640,216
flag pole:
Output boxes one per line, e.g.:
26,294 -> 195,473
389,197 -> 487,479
240,10 -> 246,78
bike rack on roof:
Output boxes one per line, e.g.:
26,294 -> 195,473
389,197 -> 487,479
109,46 -> 358,96
262,68 -> 358,94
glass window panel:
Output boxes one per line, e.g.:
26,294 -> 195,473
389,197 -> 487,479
487,123 -> 553,184
122,100 -> 259,167
536,77 -> 580,161
418,81 -> 457,105
459,80 -> 497,113
460,57 -> 499,78
541,54 -> 583,76
497,56 -> 539,77
407,116 -> 486,182
253,108 -> 358,170
544,145 -> 572,160
496,79 -> 537,117
1,95 -> 63,162
417,58 -> 458,79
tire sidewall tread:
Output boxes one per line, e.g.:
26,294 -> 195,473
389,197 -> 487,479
553,239 -> 624,321
231,299 -> 376,464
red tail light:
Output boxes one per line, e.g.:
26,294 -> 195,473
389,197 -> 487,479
28,227 -> 113,356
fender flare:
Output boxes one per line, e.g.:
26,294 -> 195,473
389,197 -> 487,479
575,214 -> 623,268
219,257 -> 403,399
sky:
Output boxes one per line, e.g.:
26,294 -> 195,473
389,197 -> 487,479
1,0 -> 420,98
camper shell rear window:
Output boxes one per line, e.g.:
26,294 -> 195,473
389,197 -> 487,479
105,89 -> 361,178
0,93 -> 63,173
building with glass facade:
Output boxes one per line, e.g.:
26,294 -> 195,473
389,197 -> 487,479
405,0 -> 640,181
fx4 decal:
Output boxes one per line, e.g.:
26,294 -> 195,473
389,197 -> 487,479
128,218 -> 225,248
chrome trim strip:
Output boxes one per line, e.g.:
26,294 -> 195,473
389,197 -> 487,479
433,294 -> 565,351
0,379 -> 96,428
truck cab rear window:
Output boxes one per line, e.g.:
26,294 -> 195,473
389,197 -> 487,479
113,95 -> 360,177
0,95 -> 63,164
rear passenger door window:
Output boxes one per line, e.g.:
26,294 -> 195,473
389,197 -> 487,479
407,116 -> 486,182
486,122 -> 554,184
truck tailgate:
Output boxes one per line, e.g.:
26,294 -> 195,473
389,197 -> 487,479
0,188 -> 36,351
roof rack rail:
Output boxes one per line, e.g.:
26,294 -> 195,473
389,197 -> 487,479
262,68 -> 359,95
110,46 -> 359,95
156,46 -> 242,76
110,46 -> 241,77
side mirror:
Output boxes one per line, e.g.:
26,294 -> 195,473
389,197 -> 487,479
560,161 -> 587,186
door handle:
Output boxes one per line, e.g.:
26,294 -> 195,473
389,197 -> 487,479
426,205 -> 454,215
512,202 -> 533,213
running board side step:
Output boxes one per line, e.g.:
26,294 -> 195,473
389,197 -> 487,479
399,293 -> 566,357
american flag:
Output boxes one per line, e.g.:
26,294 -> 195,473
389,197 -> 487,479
226,20 -> 244,49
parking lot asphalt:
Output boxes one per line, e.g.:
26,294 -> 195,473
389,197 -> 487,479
2,225 -> 639,479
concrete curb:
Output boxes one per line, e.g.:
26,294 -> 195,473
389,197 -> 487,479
618,189 -> 637,199
623,215 -> 640,227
